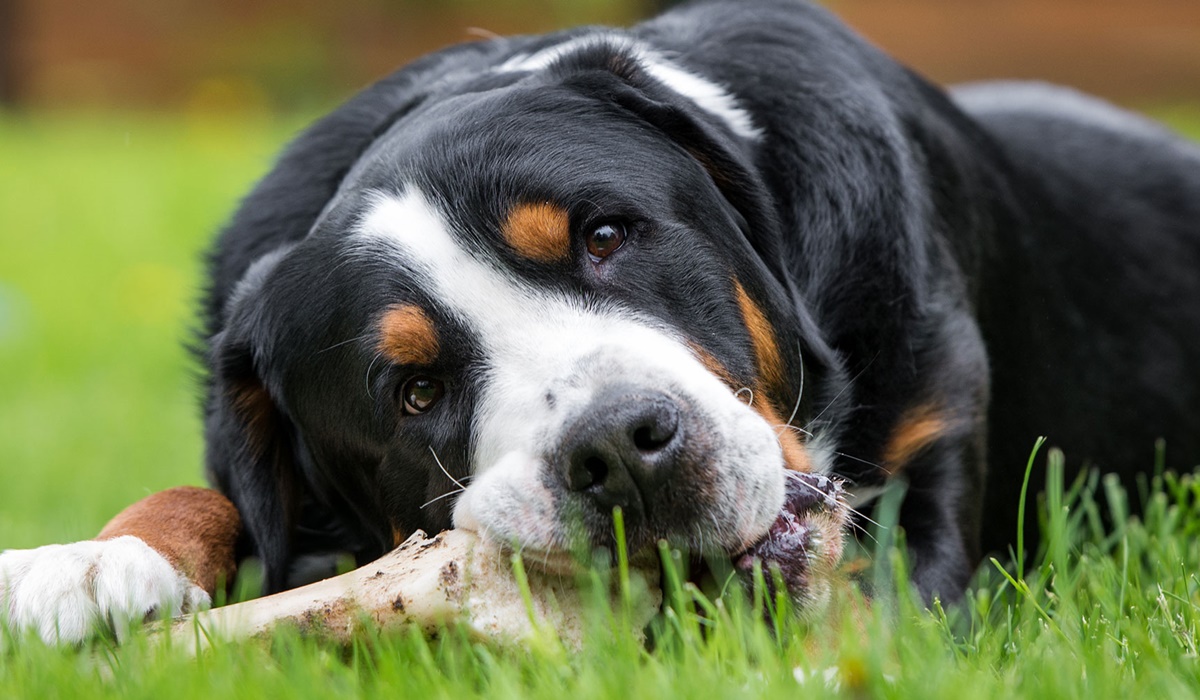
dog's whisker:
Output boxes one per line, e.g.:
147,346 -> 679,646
429,446 -> 468,492
843,517 -> 879,545
417,472 -> 476,510
316,331 -> 374,356
781,471 -> 883,533
803,351 -> 879,433
829,450 -> 886,473
364,352 -> 386,401
420,487 -> 465,510
424,487 -> 463,506
772,423 -> 814,438
735,387 -> 755,406
849,509 -> 885,533
783,341 -> 805,430
783,471 -> 834,497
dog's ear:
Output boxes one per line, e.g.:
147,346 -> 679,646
204,249 -> 300,595
199,41 -> 518,593
204,39 -> 509,335
557,50 -> 790,286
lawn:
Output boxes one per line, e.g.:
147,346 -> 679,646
1,107 -> 1199,698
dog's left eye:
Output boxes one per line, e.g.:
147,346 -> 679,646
401,376 -> 444,415
586,222 -> 627,261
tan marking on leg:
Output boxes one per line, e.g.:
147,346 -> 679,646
96,486 -> 242,597
392,526 -> 409,548
686,341 -> 811,473
378,304 -> 439,366
882,404 -> 950,474
502,202 -> 570,263
230,378 -> 276,457
733,280 -> 785,393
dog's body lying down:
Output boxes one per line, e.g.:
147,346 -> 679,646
3,0 -> 1199,644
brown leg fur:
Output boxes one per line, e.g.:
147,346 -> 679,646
96,486 -> 241,597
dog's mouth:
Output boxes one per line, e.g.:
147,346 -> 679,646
490,470 -> 848,618
685,472 -> 848,607
735,472 -> 845,573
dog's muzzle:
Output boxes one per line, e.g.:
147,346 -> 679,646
554,386 -> 687,529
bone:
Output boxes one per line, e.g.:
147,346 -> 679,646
159,529 -> 660,652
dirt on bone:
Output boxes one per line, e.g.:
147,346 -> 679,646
161,528 -> 660,652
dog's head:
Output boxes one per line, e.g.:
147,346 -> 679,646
205,39 -> 847,596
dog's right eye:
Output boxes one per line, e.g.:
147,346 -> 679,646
401,376 -> 444,415
586,221 -> 627,261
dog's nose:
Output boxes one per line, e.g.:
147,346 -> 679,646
557,388 -> 683,522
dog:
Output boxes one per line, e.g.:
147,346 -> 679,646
3,0 -> 1199,645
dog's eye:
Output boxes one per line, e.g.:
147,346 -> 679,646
586,222 -> 627,261
401,376 -> 444,415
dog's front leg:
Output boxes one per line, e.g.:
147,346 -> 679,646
0,486 -> 240,644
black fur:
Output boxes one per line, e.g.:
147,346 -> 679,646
200,0 -> 1200,599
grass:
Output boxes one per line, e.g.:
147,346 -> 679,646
2,107 -> 1200,697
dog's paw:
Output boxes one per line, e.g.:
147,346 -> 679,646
0,536 -> 210,645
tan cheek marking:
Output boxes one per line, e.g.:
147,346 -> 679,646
882,404 -> 950,474
687,341 -> 739,390
378,304 -> 439,366
502,202 -> 570,263
96,486 -> 242,597
687,341 -> 812,473
734,280 -> 785,393
754,400 -> 813,473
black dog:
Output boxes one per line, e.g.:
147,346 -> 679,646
3,0 -> 1198,644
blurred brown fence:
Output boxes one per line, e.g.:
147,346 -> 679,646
1,0 -> 1197,112
833,0 -> 1200,105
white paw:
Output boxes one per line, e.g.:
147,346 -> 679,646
0,536 -> 210,645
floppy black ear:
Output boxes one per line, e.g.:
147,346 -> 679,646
198,39 -> 520,593
204,328 -> 299,595
202,246 -> 302,595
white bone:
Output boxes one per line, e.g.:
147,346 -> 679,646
160,529 -> 659,651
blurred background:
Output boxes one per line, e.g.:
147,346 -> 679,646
1,0 -> 1197,548
3,0 -> 1199,113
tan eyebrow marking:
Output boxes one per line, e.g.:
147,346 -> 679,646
733,279 -> 785,393
882,403 -> 951,474
502,202 -> 571,263
377,304 -> 439,366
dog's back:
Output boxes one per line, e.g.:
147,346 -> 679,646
956,82 -> 1200,549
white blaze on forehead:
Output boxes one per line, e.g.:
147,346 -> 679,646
637,57 -> 762,140
498,34 -> 762,140
355,188 -> 785,551
358,189 -> 693,467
